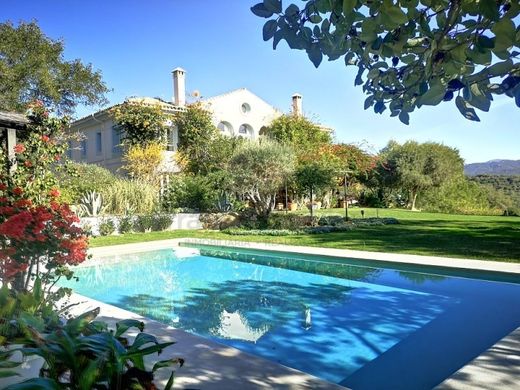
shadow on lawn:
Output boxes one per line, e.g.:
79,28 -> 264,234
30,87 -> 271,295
291,219 -> 520,261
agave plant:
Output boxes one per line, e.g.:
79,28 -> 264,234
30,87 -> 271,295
6,309 -> 183,390
79,191 -> 106,217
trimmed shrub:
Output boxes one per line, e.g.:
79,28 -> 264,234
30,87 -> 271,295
134,214 -> 154,232
118,215 -> 134,234
162,175 -> 218,212
151,214 -> 173,231
99,218 -> 116,236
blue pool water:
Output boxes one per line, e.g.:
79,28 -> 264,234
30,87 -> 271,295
63,247 -> 520,389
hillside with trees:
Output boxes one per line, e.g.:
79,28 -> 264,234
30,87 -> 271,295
464,159 -> 520,176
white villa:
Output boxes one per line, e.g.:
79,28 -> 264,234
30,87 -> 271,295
67,68 -> 307,173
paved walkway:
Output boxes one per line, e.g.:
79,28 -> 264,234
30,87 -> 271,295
436,327 -> 520,389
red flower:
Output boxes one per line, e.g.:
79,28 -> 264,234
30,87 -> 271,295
49,188 -> 61,198
24,160 -> 33,167
13,144 -> 26,154
54,155 -> 61,161
0,184 -> 6,191
14,199 -> 32,208
41,135 -> 50,143
12,187 -> 23,196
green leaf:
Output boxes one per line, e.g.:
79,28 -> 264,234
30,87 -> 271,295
343,0 -> 357,15
164,372 -> 175,390
263,0 -> 282,13
492,19 -> 516,52
125,341 -> 175,358
367,68 -> 380,80
263,20 -> 277,41
364,96 -> 374,109
515,88 -> 520,108
487,59 -> 513,76
386,6 -> 408,25
0,370 -> 19,378
130,332 -> 160,350
374,101 -> 386,114
478,0 -> 500,21
152,357 -> 185,372
455,96 -> 480,121
307,43 -> 322,68
115,318 -> 145,338
344,52 -> 356,66
477,35 -> 494,49
309,14 -> 322,23
251,3 -> 274,18
398,111 -> 410,125
418,82 -> 446,106
467,83 -> 491,112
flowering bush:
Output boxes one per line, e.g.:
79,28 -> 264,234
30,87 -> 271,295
0,102 -> 88,293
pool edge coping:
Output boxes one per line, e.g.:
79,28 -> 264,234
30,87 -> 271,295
88,238 -> 520,276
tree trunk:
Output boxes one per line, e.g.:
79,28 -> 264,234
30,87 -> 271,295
410,191 -> 418,210
310,186 -> 314,218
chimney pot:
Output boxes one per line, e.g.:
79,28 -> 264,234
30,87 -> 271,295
172,67 -> 186,107
292,93 -> 302,117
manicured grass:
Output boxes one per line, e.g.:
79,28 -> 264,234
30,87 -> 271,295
90,208 -> 520,263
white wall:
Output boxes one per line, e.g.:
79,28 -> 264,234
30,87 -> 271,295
204,88 -> 281,139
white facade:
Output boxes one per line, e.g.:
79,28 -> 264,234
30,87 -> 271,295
67,68 -> 301,173
204,88 -> 281,140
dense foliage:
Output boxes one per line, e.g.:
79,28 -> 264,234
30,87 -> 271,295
121,142 -> 165,187
175,103 -> 220,175
263,114 -> 331,158
470,174 -> 520,205
111,100 -> 173,146
58,162 -> 118,204
0,102 -> 88,293
377,140 -> 464,209
0,21 -> 108,115
252,0 -> 520,122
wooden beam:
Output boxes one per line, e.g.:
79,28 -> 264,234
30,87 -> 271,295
6,128 -> 17,174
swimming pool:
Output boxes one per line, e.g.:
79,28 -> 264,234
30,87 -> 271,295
63,245 -> 520,389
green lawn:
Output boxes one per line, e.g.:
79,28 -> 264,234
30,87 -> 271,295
90,208 -> 520,263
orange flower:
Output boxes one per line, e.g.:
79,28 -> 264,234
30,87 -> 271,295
12,187 -> 23,196
41,135 -> 50,143
49,188 -> 61,198
13,144 -> 26,154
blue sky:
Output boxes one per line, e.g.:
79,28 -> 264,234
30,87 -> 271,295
3,0 -> 519,163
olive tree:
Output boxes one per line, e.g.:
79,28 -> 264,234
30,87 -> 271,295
229,139 -> 295,220
252,0 -> 520,123
379,140 -> 464,209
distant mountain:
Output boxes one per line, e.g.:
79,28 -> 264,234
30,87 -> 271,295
464,159 -> 520,176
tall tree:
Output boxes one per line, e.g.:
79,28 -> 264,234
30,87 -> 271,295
295,160 -> 336,217
252,0 -> 520,122
380,140 -> 464,209
264,114 -> 332,159
0,21 -> 109,115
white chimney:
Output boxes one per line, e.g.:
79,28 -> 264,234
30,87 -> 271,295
172,67 -> 186,107
292,93 -> 302,116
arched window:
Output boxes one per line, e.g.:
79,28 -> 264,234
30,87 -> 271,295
217,121 -> 234,136
238,124 -> 253,138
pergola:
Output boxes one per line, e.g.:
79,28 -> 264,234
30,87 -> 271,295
0,110 -> 29,174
